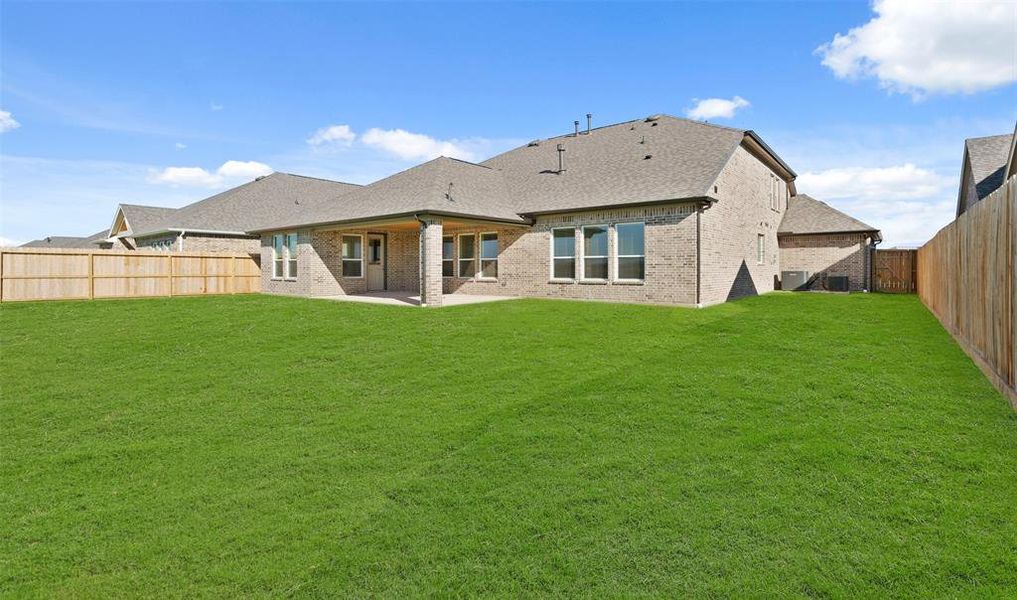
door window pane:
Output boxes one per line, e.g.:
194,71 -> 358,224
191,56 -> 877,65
442,235 -> 454,277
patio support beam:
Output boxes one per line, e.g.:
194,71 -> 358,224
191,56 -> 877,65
418,215 -> 443,307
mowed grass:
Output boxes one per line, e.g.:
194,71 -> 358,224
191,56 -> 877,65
2,293 -> 1015,597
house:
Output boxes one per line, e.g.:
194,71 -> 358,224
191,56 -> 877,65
21,230 -> 113,249
778,194 -> 881,291
956,126 -> 1015,217
100,173 -> 360,254
247,114 -> 880,307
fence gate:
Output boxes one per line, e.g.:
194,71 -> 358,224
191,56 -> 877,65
874,249 -> 917,293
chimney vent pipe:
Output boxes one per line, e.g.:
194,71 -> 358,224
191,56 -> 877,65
556,143 -> 566,173
586,113 -> 592,134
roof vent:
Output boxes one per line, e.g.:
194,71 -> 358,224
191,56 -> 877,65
644,154 -> 652,160
527,140 -> 540,147
573,120 -> 580,136
255,175 -> 268,181
645,114 -> 664,122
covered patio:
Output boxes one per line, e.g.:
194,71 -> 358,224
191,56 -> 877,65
319,290 -> 518,307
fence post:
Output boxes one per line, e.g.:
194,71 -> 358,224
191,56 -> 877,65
0,249 -> 4,303
167,254 -> 174,297
88,252 -> 94,300
230,255 -> 237,294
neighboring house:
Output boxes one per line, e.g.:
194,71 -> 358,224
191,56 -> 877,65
956,128 -> 1015,217
248,115 -> 879,307
778,194 -> 881,291
20,230 -> 113,249
102,173 -> 361,255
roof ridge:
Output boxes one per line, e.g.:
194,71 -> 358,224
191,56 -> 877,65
273,171 -> 364,186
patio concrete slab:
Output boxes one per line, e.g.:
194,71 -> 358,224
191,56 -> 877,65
319,291 -> 518,307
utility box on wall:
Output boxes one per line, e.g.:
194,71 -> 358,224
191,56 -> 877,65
781,271 -> 809,291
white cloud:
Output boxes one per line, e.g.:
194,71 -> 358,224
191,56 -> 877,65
0,110 -> 21,133
797,163 -> 947,201
175,142 -> 187,150
817,0 -> 1017,97
685,96 -> 750,120
216,160 -> 273,179
361,127 -> 477,161
148,160 -> 272,188
797,163 -> 953,247
148,166 -> 223,187
307,124 -> 356,147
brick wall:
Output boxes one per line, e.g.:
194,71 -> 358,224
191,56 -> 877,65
182,234 -> 260,256
778,233 -> 870,291
699,144 -> 785,305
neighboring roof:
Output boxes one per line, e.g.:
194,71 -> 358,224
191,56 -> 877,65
482,115 -> 750,214
1005,122 -> 1017,181
779,194 -> 881,241
965,133 -> 1013,201
251,158 -> 526,232
116,204 -> 179,238
21,230 -> 109,249
131,172 -> 362,238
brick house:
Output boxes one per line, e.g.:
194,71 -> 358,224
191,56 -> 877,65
249,115 -> 880,307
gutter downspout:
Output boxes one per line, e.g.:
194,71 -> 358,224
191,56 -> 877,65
178,230 -> 185,252
695,204 -> 702,307
866,236 -> 880,292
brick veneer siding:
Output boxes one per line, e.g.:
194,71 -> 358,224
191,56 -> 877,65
444,204 -> 698,305
778,233 -> 871,291
181,234 -> 260,256
699,145 -> 785,305
418,218 -> 443,306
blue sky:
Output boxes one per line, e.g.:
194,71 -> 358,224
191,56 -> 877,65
1,1 -> 1015,247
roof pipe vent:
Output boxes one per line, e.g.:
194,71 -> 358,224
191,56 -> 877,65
556,143 -> 566,173
527,140 -> 540,147
645,114 -> 663,122
573,120 -> 580,136
586,113 -> 592,134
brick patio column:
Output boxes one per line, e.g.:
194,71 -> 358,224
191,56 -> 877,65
418,216 -> 443,307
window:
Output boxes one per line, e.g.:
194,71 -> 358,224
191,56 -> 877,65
551,228 -> 575,279
615,222 -> 645,281
479,232 -> 498,279
442,235 -> 454,277
342,234 -> 363,277
273,234 -> 284,278
757,234 -> 765,265
458,233 -> 475,278
582,225 -> 608,280
286,233 -> 298,278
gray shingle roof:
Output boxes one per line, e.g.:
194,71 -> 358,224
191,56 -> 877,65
118,204 -> 179,237
21,230 -> 109,249
779,194 -> 880,240
252,157 -> 526,231
481,115 -> 747,214
965,133 -> 1013,201
130,173 -> 362,238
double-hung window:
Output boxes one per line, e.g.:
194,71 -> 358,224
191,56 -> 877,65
479,233 -> 498,279
285,233 -> 298,278
757,234 -> 765,265
551,228 -> 576,279
442,235 -> 454,277
342,234 -> 363,277
272,234 -> 285,278
458,233 -> 476,278
582,225 -> 609,280
615,222 -> 645,281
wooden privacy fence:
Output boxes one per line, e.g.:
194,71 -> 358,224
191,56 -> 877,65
874,249 -> 917,293
917,177 -> 1015,407
0,248 -> 261,302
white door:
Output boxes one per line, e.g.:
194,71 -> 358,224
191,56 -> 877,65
367,235 -> 385,291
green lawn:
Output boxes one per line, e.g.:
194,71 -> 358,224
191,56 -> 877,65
2,293 -> 1015,597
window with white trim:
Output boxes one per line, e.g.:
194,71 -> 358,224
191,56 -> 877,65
551,227 -> 575,280
342,234 -> 363,277
615,222 -> 645,281
272,234 -> 285,278
458,233 -> 476,278
286,233 -> 298,278
582,225 -> 608,280
757,234 -> 765,265
479,232 -> 498,279
442,235 -> 454,277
